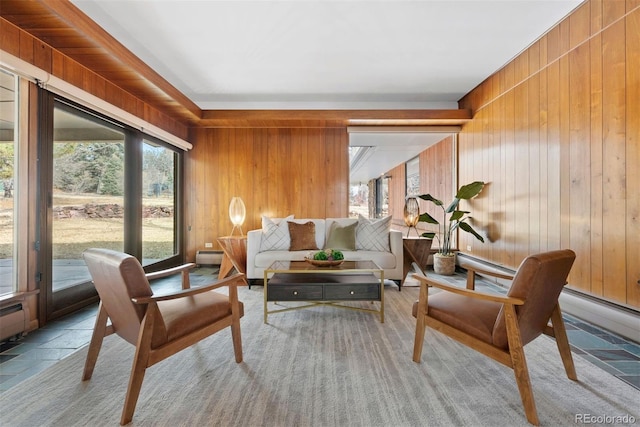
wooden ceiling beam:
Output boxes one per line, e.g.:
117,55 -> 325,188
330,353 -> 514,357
198,109 -> 472,128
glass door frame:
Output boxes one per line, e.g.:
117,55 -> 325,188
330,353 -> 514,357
37,91 -> 184,322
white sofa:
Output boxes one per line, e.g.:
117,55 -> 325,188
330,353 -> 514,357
246,217 -> 403,286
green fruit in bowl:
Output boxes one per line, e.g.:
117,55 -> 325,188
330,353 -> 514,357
313,251 -> 328,260
312,249 -> 343,261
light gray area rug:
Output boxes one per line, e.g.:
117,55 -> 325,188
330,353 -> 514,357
1,286 -> 638,427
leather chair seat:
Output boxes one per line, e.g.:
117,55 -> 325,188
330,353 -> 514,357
153,293 -> 244,349
413,293 -> 501,347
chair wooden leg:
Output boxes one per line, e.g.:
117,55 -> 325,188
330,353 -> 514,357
412,282 -> 429,362
231,318 -> 243,363
229,285 -> 243,363
505,305 -> 539,426
550,304 -> 577,380
120,308 -> 155,425
83,302 -> 109,381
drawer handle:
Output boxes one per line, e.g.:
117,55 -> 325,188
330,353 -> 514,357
350,290 -> 355,295
293,291 -> 298,295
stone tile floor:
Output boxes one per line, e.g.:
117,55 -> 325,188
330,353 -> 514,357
1,268 -> 638,394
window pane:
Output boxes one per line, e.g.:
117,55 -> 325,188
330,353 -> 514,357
142,140 -> 176,265
52,106 -> 125,291
0,70 -> 17,296
406,156 -> 420,196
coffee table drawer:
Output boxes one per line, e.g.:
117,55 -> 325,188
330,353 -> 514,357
268,285 -> 323,301
324,284 -> 380,300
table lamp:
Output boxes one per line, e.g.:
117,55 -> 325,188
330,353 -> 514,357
404,196 -> 420,237
228,197 -> 246,236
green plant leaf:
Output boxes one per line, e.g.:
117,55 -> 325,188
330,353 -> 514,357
456,181 -> 485,200
418,212 -> 439,224
420,232 -> 436,239
445,198 -> 460,213
459,222 -> 485,242
449,210 -> 466,221
417,194 -> 443,206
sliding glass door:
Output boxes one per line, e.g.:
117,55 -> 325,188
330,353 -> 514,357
51,104 -> 125,298
39,94 -> 183,321
0,69 -> 17,297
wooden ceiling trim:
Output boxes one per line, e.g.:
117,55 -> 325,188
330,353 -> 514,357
1,0 -> 202,123
198,109 -> 472,128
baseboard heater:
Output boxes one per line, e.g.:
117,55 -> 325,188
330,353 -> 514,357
0,301 -> 30,342
195,250 -> 223,267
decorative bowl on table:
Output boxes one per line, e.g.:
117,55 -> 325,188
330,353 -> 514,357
305,249 -> 344,267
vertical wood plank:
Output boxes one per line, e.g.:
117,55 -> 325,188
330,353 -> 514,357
559,55 -> 571,254
590,34 -> 604,297
504,89 -> 517,266
538,68 -> 549,253
602,20 -> 627,302
546,61 -> 562,252
514,82 -> 529,262
569,43 -> 592,292
626,8 -> 640,306
570,2 -> 591,49
528,74 -> 541,256
603,0 -> 626,27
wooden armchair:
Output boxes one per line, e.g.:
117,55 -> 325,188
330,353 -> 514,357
412,249 -> 577,425
82,248 -> 245,425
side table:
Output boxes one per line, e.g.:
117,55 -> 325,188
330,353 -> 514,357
402,237 -> 433,288
217,236 -> 248,285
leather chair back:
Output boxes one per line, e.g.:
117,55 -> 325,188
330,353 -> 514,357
84,248 -> 153,345
492,249 -> 576,349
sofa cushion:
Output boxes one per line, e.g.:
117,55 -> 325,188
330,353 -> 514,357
288,221 -> 319,251
356,215 -> 391,252
325,221 -> 357,250
260,215 -> 294,251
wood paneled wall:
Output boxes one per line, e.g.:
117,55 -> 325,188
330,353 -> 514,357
456,0 -> 639,309
184,127 -> 349,261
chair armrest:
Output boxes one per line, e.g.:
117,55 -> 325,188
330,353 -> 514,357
145,263 -> 196,290
464,265 -> 515,281
132,273 -> 245,304
411,273 -> 524,305
459,264 -> 514,290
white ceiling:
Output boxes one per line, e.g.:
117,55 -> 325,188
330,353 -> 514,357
70,0 -> 582,182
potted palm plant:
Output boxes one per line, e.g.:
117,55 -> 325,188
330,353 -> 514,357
417,181 -> 485,275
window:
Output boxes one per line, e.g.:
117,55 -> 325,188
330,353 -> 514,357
406,156 -> 420,196
51,104 -> 125,292
0,69 -> 17,296
142,140 -> 177,265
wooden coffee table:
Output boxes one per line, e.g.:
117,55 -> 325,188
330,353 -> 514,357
263,260 -> 385,323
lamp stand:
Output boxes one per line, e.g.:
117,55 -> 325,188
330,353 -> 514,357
229,225 -> 244,237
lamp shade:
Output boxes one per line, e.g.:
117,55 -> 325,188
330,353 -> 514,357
228,197 -> 246,236
404,197 -> 420,227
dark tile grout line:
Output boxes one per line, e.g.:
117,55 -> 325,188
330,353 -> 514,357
0,269 -> 638,394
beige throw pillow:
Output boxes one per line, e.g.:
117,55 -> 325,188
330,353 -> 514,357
325,221 -> 357,250
259,215 -> 294,251
288,221 -> 319,251
356,214 -> 391,251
